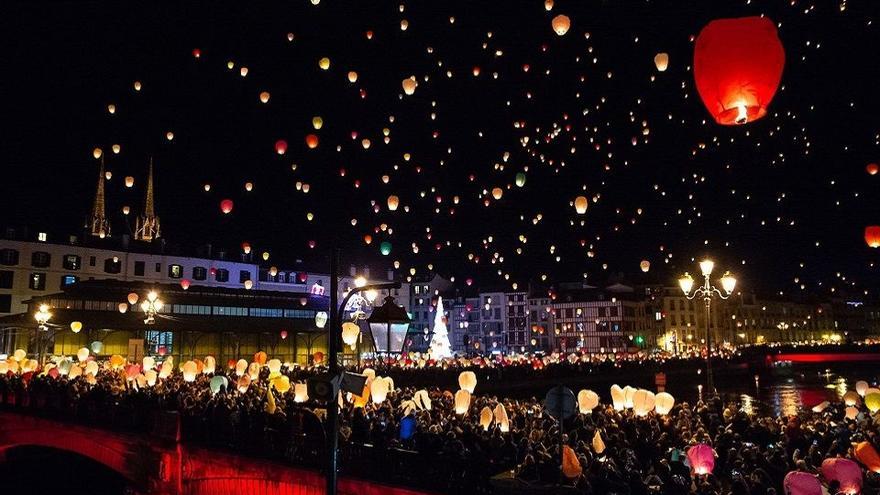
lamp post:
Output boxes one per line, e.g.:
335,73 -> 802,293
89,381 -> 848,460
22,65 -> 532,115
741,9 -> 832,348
33,303 -> 52,363
678,260 -> 737,396
325,249 -> 401,495
367,295 -> 412,362
140,290 -> 163,325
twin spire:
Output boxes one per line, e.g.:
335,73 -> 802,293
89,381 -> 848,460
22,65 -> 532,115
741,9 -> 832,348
87,158 -> 160,241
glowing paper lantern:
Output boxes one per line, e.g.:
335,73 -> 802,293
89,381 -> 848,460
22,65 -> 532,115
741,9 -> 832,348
493,403 -> 510,432
387,195 -> 400,211
479,406 -> 493,431
182,361 -> 197,382
640,260 -> 651,273
268,359 -> 282,375
347,71 -> 358,83
654,52 -> 669,72
856,380 -> 870,396
127,293 -> 139,305
294,383 -> 309,402
318,57 -> 330,70
247,362 -> 260,381
237,375 -> 250,393
654,392 -> 675,415
551,14 -> 570,36
687,444 -> 716,475
458,371 -> 477,393
454,389 -> 471,415
577,389 -> 599,414
311,116 -> 323,130
413,389 -> 431,410
632,389 -> 656,416
341,322 -> 360,349
253,351 -> 268,365
125,176 -> 135,188
77,347 -> 90,362
220,199 -> 234,214
275,140 -> 288,155
562,446 -> 582,479
867,163 -> 879,176
811,401 -> 830,413
379,241 -> 392,256
402,76 -> 418,95
118,303 -> 128,313
574,196 -> 588,214
70,321 -> 83,333
244,280 -> 253,290
515,172 -> 526,187
845,406 -> 859,420
693,16 -> 785,125
273,375 -> 291,393
867,393 -> 880,413
109,354 -> 125,369
821,458 -> 862,494
623,386 -> 636,409
209,376 -> 228,395
235,359 -> 248,377
180,279 -> 190,290
90,341 -> 104,354
57,359 -> 72,376
371,377 -> 389,404
592,430 -> 605,454
783,471 -> 822,495
610,384 -> 625,411
866,226 -> 880,248
305,134 -> 319,149
844,390 -> 860,406
85,361 -> 99,376
145,369 -> 157,386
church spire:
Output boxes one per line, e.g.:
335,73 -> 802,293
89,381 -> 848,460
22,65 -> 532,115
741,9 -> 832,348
135,158 -> 161,241
87,157 -> 110,238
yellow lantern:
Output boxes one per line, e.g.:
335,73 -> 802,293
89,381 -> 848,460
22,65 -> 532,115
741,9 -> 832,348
654,52 -> 669,72
109,354 -> 126,369
402,76 -> 418,95
577,389 -> 599,414
182,360 -> 197,382
574,196 -> 588,214
259,91 -> 270,103
387,195 -> 400,211
458,371 -> 477,393
479,406 -> 493,430
551,14 -> 571,36
347,71 -> 358,83
342,322 -> 360,349
454,389 -> 471,415
640,260 -> 651,273
318,57 -> 331,70
273,375 -> 291,393
76,347 -> 90,362
70,321 -> 83,333
493,403 -> 510,432
268,358 -> 282,375
312,116 -> 324,129
866,392 -> 880,413
654,392 -> 675,415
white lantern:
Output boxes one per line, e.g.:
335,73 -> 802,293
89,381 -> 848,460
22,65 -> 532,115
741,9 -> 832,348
856,380 -> 870,397
159,360 -> 173,379
623,386 -> 636,409
845,406 -> 858,420
632,389 -> 656,416
268,359 -> 282,375
371,377 -> 389,404
811,401 -> 830,413
315,311 -> 328,328
294,383 -> 309,403
414,389 -> 431,410
85,361 -> 99,376
454,389 -> 471,415
610,384 -> 625,411
654,392 -> 675,415
458,371 -> 477,393
77,347 -> 90,362
68,365 -> 82,379
235,359 -> 248,377
844,390 -> 860,407
479,406 -> 493,431
341,322 -> 360,349
204,356 -> 216,375
142,356 -> 155,371
248,362 -> 260,381
577,389 -> 600,414
145,370 -> 158,387
494,403 -> 510,432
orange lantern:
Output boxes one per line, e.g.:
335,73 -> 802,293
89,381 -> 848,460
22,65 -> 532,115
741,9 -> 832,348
693,17 -> 785,125
866,226 -> 880,248
253,351 -> 268,365
855,442 -> 880,474
867,163 -> 879,176
574,196 -> 588,214
387,195 -> 400,211
551,15 -> 570,36
305,134 -> 319,149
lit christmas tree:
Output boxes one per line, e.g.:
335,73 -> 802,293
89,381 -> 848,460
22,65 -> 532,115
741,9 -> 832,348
429,296 -> 452,359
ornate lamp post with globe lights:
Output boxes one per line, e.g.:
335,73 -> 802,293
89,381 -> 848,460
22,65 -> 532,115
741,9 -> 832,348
678,259 -> 737,396
140,290 -> 164,325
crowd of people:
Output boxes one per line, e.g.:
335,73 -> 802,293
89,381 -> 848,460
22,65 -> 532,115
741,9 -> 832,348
0,345 -> 879,494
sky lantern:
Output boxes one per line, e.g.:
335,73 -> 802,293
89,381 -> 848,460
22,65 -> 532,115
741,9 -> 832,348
245,182 -> 253,192
306,134 -> 319,149
259,91 -> 270,103
544,0 -> 554,11
855,441 -> 880,473
491,187 -> 503,200
318,57 -> 330,70
125,176 -> 134,188
866,226 -> 880,248
241,242 -> 251,254
402,76 -> 418,95
180,279 -> 191,290
93,147 -> 103,159
275,139 -> 288,155
640,260 -> 651,272
868,163 -> 879,175
312,116 -> 324,129
347,71 -> 358,83
363,234 -> 373,245
654,52 -> 669,71
821,458 -> 862,494
515,172 -> 526,187
192,48 -> 201,58
687,444 -> 716,475
70,321 -> 82,333
458,371 -> 477,393
574,196 -> 588,214
576,389 -> 599,413
454,390 -> 471,415
387,195 -> 400,211
380,241 -> 392,256
220,199 -> 234,214
127,292 -> 139,305
654,392 -> 675,415
551,15 -> 570,36
693,16 -> 785,125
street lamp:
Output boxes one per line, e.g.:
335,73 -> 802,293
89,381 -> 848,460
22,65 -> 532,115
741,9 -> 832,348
34,304 -> 52,331
678,260 -> 737,396
140,290 -> 163,325
368,296 -> 412,360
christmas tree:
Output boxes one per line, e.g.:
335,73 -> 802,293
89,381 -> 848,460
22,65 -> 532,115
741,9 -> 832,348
429,296 -> 453,359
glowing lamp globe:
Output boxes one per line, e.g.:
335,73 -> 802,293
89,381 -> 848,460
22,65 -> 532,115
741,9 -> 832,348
678,273 -> 695,295
720,271 -> 737,294
693,16 -> 785,125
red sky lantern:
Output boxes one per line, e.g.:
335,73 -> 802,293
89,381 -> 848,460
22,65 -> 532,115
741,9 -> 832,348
220,199 -> 234,214
868,163 -> 879,176
241,242 -> 251,254
280,329 -> 288,340
275,139 -> 288,155
866,226 -> 880,248
297,272 -> 308,283
192,48 -> 201,58
180,279 -> 191,290
305,134 -> 319,149
694,16 -> 785,125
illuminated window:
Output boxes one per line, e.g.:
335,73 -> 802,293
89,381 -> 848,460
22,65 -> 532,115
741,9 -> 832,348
37,232 -> 47,242
168,264 -> 183,279
29,272 -> 46,290
63,255 -> 81,271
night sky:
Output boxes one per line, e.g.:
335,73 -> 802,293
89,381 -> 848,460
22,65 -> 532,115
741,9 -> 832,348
3,1 -> 879,298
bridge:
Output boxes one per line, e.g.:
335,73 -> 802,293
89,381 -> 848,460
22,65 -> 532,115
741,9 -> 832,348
0,411 -> 431,495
